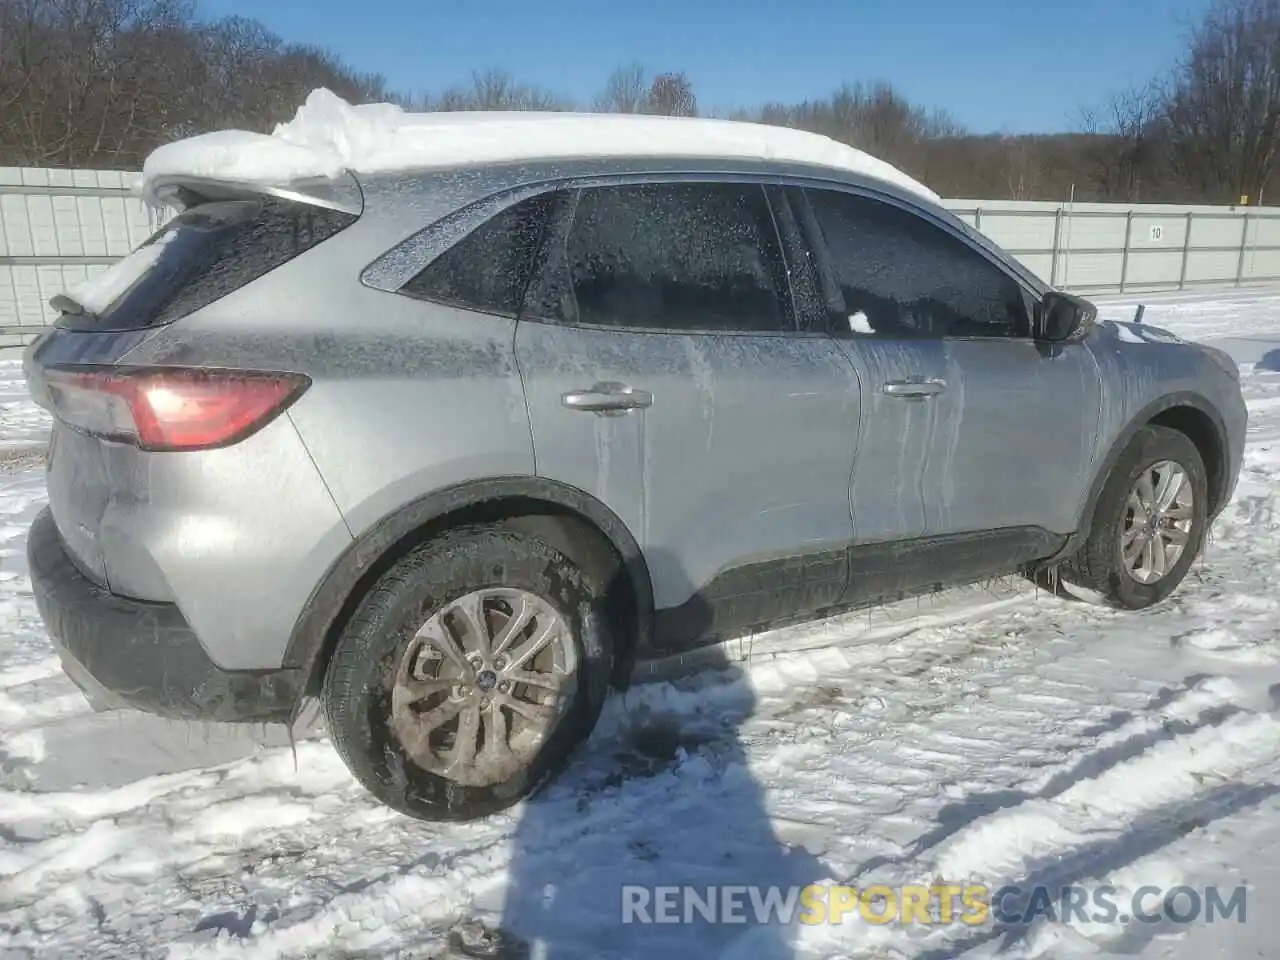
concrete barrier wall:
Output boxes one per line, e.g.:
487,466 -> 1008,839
0,168 -> 156,344
947,199 -> 1280,295
3,166 -> 1279,342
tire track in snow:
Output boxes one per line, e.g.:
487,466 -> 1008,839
870,705 -> 1280,959
909,780 -> 1280,960
928,711 -> 1280,884
804,674 -> 1280,958
843,675 -> 1251,885
0,658 -> 61,691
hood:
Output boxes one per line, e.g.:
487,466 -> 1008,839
1096,319 -> 1187,346
1095,319 -> 1240,381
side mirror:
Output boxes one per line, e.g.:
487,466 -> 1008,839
1036,291 -> 1097,342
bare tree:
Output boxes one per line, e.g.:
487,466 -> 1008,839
1001,137 -> 1042,200
0,0 -> 197,165
0,0 -> 396,167
470,68 -> 523,110
1165,0 -> 1280,203
593,62 -> 647,113
1078,83 -> 1166,201
418,69 -> 568,112
646,72 -> 697,116
744,82 -> 963,181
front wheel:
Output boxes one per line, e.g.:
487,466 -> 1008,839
1060,424 -> 1209,609
323,526 -> 613,821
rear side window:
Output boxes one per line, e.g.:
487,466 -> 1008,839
526,182 -> 791,333
400,193 -> 555,316
57,196 -> 357,332
805,189 -> 1028,338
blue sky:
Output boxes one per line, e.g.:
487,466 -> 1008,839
201,0 -> 1215,133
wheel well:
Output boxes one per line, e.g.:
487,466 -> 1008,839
1149,405 -> 1226,513
305,496 -> 643,697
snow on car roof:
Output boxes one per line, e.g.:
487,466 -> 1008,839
141,88 -> 939,205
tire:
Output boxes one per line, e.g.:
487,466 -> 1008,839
1061,424 -> 1209,609
323,525 -> 613,821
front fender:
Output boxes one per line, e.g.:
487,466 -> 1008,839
1049,390 -> 1231,563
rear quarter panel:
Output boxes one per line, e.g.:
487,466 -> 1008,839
96,175 -> 538,671
120,206 -> 536,542
79,417 -> 352,672
282,300 -> 534,538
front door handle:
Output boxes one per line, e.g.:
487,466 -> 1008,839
562,382 -> 654,414
882,379 -> 947,399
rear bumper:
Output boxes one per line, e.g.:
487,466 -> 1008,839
28,507 -> 303,723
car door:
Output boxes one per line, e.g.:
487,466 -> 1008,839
793,187 -> 948,552
801,185 -> 1100,584
939,323 -> 1100,545
513,179 -> 861,653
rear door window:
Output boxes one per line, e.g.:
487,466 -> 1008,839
525,181 -> 793,333
56,196 -> 357,332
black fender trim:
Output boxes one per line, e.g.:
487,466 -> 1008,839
282,476 -> 655,700
1043,391 -> 1229,565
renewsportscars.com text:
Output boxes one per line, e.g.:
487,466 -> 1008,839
620,883 -> 1248,927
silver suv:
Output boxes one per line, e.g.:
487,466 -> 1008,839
24,116 -> 1247,821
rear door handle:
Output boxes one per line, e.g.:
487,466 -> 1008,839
562,382 -> 654,414
882,379 -> 947,399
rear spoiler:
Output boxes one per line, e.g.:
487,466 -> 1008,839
144,171 -> 364,217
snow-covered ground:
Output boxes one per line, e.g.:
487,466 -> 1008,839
2,288 -> 1279,959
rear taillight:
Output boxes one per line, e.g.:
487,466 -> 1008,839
43,367 -> 309,452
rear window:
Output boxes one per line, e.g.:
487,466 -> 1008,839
56,196 -> 357,332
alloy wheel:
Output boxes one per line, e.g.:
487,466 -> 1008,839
1121,459 -> 1195,585
390,587 -> 577,787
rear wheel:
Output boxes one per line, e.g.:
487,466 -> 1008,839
1061,425 -> 1209,609
323,526 -> 613,821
